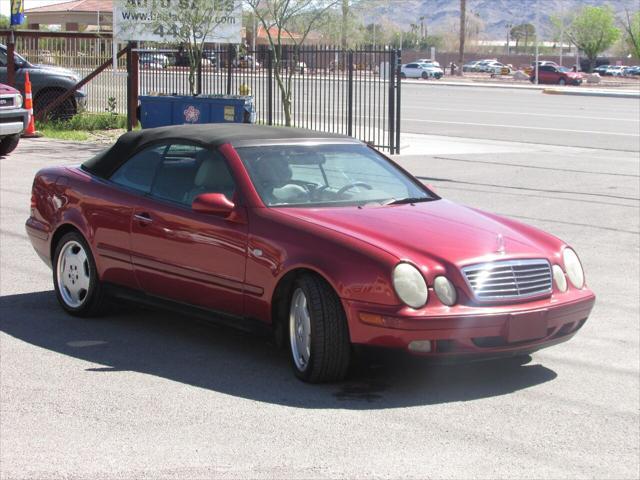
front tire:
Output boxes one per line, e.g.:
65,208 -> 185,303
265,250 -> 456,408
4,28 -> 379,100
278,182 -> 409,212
53,232 -> 107,317
288,274 -> 351,383
0,134 -> 20,155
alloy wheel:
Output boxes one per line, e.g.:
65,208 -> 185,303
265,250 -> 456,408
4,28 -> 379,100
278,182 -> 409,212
56,240 -> 90,308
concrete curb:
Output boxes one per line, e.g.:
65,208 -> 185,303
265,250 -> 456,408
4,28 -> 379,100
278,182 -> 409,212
404,79 -> 547,90
405,79 -> 640,95
543,88 -> 640,98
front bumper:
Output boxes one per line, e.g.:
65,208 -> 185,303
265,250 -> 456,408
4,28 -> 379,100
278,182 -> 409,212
344,290 -> 595,359
0,108 -> 29,136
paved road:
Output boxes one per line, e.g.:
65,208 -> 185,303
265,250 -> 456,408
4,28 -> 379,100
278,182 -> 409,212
86,71 -> 640,153
400,84 -> 640,152
1,132 -> 638,479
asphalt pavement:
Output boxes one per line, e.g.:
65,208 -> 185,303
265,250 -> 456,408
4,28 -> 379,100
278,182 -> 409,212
1,96 -> 639,478
399,83 -> 640,152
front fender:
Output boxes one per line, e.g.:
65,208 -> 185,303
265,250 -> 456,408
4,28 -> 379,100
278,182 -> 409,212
243,207 -> 402,323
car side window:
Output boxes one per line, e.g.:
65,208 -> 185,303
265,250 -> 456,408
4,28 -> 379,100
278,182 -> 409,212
150,144 -> 236,207
406,63 -> 417,68
110,144 -> 166,193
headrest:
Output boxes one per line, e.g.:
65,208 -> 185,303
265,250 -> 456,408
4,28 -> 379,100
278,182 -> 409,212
253,152 -> 292,187
194,150 -> 222,187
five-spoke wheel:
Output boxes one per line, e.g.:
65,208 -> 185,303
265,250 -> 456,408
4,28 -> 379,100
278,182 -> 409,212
56,240 -> 90,308
53,232 -> 106,316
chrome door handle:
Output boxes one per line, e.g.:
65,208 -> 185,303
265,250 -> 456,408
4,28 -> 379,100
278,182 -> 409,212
134,213 -> 153,223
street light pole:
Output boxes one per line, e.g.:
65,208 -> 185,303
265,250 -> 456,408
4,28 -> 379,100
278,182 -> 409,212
534,0 -> 539,84
559,3 -> 564,66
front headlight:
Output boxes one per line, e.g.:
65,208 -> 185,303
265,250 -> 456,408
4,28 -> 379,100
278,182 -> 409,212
14,94 -> 23,108
392,263 -> 428,308
563,248 -> 585,289
434,276 -> 457,306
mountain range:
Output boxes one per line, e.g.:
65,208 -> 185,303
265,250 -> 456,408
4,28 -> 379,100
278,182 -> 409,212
355,0 -> 638,39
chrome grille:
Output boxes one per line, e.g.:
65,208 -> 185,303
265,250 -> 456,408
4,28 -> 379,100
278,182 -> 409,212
0,96 -> 15,109
462,259 -> 552,302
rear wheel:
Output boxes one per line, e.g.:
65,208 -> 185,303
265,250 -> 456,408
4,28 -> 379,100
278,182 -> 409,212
288,274 -> 351,383
0,134 -> 20,155
53,232 -> 107,317
421,71 -> 428,79
400,72 -> 406,79
558,78 -> 566,86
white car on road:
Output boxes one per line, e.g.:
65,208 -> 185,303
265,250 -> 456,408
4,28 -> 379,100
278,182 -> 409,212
400,62 -> 443,79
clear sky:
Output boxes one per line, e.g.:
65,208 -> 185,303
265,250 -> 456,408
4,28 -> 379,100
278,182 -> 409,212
1,0 -> 66,17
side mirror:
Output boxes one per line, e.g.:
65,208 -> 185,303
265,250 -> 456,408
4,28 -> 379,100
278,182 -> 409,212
192,193 -> 234,217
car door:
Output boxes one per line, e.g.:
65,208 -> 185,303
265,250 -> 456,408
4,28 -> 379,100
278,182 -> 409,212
405,63 -> 419,78
537,65 -> 553,84
96,143 -> 166,289
126,142 -> 248,317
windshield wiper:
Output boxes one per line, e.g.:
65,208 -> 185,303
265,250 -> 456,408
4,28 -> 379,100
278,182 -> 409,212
383,196 -> 433,205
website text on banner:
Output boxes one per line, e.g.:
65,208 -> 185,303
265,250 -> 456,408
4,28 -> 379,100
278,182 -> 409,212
113,0 -> 242,43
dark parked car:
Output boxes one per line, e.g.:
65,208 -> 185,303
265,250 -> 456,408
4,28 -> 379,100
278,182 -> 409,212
0,82 -> 28,155
0,44 -> 86,119
172,49 -> 217,67
531,65 -> 583,85
593,65 -> 611,76
623,66 -> 640,76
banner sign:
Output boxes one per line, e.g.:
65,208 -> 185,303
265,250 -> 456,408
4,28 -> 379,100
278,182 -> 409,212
10,0 -> 25,26
113,0 -> 242,43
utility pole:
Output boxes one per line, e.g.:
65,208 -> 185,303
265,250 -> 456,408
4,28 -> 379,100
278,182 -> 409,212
457,0 -> 466,75
252,12 -> 257,71
558,3 -> 564,66
372,23 -> 376,49
534,0 -> 539,84
341,0 -> 349,50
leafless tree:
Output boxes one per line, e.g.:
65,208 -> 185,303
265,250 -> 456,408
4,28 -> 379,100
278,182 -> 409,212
246,0 -> 339,126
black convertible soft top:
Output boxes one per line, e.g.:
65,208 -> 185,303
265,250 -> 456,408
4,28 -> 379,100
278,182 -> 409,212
82,124 -> 353,178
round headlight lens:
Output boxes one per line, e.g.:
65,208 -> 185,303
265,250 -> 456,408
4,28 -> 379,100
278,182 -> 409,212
392,263 -> 428,308
563,248 -> 584,289
434,276 -> 457,306
552,264 -> 567,292
15,94 -> 23,108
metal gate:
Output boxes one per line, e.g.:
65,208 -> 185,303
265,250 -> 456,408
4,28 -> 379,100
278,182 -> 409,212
138,45 -> 402,153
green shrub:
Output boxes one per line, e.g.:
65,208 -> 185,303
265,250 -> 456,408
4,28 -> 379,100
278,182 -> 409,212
37,113 -> 127,132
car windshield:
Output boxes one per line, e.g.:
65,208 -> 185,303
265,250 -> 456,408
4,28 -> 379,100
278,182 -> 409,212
236,143 -> 434,208
0,46 -> 28,66
557,66 -> 571,72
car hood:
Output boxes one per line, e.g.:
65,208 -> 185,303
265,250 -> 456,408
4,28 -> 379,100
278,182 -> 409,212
31,64 -> 79,79
277,199 -> 560,268
0,83 -> 19,95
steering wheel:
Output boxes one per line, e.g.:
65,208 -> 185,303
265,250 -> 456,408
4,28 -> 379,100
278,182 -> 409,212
336,182 -> 373,196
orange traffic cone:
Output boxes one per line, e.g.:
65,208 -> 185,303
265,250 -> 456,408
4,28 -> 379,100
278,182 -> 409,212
22,72 -> 40,138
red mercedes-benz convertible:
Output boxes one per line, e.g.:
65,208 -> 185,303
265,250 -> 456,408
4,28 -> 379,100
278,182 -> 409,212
26,124 -> 595,382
